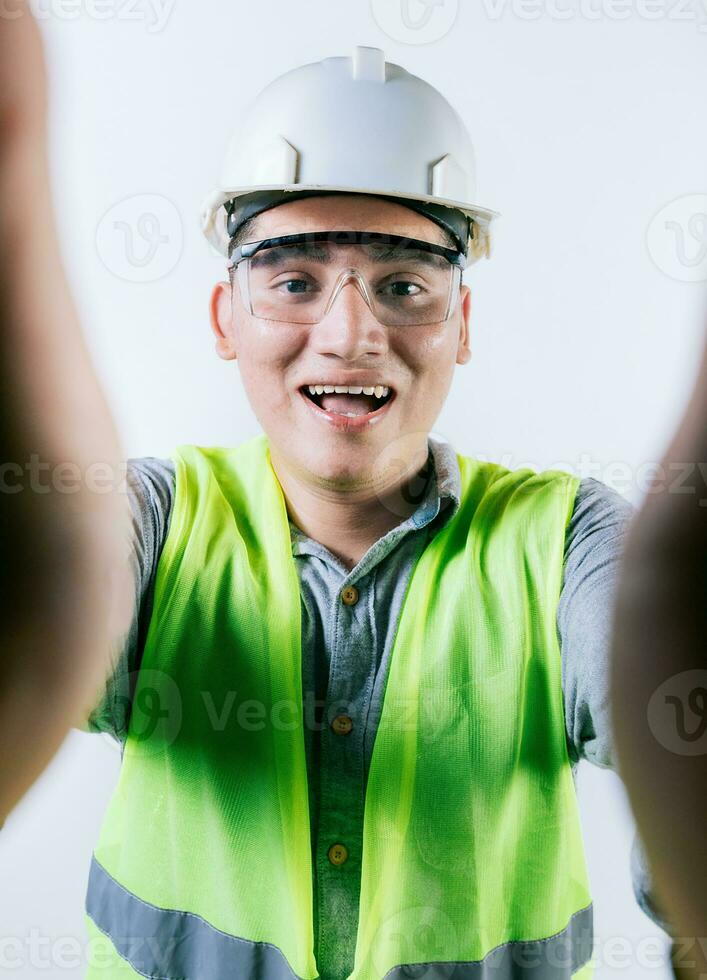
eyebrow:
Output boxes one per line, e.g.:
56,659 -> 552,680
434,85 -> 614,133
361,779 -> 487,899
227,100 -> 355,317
250,242 -> 448,270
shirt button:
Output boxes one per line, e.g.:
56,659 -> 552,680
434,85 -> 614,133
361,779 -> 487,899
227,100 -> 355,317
327,843 -> 349,866
331,714 -> 353,736
341,585 -> 359,606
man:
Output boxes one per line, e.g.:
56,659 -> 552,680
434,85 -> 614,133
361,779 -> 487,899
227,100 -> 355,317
78,46 -> 674,980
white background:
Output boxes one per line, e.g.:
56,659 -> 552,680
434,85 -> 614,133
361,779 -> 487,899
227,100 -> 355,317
1,0 -> 706,976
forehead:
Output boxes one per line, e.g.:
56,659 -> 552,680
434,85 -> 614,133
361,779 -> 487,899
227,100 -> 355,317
247,194 -> 449,247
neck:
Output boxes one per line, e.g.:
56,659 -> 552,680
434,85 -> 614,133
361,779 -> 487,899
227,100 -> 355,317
270,442 -> 434,571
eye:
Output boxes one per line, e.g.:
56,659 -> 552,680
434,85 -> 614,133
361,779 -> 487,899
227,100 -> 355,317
270,274 -> 324,298
278,279 -> 311,294
380,280 -> 425,298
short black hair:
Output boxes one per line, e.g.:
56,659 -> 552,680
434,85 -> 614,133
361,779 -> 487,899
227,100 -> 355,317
227,215 -> 261,261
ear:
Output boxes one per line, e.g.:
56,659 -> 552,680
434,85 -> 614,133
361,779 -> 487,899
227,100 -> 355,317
210,280 -> 238,361
456,284 -> 472,365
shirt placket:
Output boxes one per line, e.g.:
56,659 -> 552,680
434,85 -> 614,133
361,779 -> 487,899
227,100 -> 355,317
314,565 -> 376,980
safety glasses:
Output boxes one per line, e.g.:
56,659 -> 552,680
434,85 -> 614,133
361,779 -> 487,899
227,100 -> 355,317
227,231 -> 466,327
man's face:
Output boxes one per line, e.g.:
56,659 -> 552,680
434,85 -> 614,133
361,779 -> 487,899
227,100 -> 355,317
209,195 -> 471,494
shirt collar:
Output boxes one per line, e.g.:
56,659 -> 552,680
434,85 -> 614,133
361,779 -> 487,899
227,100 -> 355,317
421,432 -> 461,528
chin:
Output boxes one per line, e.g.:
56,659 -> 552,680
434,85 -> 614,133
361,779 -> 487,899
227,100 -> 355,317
306,446 -> 379,489
264,410 -> 397,486
270,437 -> 374,491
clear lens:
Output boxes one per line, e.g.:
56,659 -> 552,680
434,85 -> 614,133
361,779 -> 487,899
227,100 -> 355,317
237,240 -> 459,326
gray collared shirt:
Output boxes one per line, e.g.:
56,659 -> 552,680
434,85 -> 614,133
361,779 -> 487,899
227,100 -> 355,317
83,435 -> 672,979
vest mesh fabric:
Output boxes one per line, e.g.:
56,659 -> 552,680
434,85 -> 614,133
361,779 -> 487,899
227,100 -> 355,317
85,434 -> 594,980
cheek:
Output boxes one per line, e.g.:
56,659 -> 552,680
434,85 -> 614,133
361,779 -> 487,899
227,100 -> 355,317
235,322 -> 305,415
397,324 -> 458,385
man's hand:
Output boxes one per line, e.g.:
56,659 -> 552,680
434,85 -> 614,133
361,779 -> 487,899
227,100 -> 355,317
0,1 -> 47,130
0,5 -> 134,818
610,327 -> 707,978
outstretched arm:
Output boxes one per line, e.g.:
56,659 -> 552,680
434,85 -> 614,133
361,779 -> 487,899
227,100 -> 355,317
0,6 -> 133,818
610,328 -> 707,979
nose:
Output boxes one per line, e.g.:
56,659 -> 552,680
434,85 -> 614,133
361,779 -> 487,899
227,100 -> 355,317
309,274 -> 388,360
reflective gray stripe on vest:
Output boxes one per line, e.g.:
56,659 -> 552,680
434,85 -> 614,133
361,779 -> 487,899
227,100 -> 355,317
382,903 -> 594,978
87,855 -> 593,979
86,856 -> 305,979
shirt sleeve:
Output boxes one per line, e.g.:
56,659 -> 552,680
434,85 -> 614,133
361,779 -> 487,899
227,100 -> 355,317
558,477 -> 634,770
557,477 -> 676,936
78,456 -> 175,743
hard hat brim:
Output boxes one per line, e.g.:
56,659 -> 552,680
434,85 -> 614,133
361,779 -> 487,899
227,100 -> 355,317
201,185 -> 499,264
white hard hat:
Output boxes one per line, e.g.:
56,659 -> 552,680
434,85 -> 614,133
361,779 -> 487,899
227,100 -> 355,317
200,46 -> 499,264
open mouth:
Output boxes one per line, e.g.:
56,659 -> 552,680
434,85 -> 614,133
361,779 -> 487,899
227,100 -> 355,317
300,385 -> 395,419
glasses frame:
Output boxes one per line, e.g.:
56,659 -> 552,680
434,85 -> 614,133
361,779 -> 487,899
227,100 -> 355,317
226,230 -> 467,327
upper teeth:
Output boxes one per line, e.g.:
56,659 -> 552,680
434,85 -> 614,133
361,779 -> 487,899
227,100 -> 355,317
307,385 -> 390,398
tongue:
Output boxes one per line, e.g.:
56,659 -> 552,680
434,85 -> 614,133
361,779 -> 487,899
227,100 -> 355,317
320,393 -> 377,416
